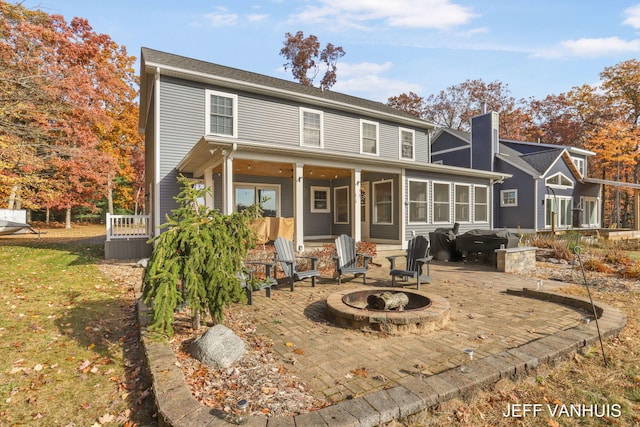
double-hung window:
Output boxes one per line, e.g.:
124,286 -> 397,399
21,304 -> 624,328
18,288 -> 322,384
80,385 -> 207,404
454,184 -> 470,222
474,186 -> 488,222
408,180 -> 428,223
361,120 -> 379,155
373,180 -> 393,224
206,90 -> 237,137
334,186 -> 349,224
300,108 -> 323,147
310,186 -> 330,213
399,128 -> 415,160
432,182 -> 451,223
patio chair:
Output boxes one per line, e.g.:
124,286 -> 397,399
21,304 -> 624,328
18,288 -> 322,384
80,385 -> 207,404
386,235 -> 432,290
240,261 -> 277,305
273,237 -> 320,291
332,234 -> 371,284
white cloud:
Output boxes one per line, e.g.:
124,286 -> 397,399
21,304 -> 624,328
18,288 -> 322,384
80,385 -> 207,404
248,14 -> 268,22
290,0 -> 476,30
623,4 -> 640,28
533,37 -> 640,58
331,61 -> 422,102
562,37 -> 640,56
203,7 -> 238,27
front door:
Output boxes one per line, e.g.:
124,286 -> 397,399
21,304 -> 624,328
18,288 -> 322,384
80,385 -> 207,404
361,181 -> 370,239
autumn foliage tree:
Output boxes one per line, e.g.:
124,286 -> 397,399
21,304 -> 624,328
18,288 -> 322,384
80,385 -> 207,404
0,1 -> 142,225
388,79 -> 530,140
280,31 -> 345,90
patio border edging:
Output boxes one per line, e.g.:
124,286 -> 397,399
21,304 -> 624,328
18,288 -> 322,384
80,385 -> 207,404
138,288 -> 627,427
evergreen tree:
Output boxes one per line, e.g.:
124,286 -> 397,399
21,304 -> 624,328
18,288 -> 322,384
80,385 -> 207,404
142,176 -> 258,336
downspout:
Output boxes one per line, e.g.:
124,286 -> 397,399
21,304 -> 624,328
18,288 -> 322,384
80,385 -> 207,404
153,67 -> 161,238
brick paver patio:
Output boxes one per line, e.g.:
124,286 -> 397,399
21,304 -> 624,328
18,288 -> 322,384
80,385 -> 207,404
233,254 -> 582,404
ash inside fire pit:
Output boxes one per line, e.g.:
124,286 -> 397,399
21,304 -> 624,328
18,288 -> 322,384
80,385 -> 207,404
326,287 -> 449,334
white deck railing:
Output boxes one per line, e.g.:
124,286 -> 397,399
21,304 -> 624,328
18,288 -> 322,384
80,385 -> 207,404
106,213 -> 151,241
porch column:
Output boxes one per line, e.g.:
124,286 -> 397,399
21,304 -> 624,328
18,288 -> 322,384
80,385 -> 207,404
222,152 -> 234,214
400,168 -> 407,248
204,167 -> 214,208
294,163 -> 305,251
352,169 -> 361,242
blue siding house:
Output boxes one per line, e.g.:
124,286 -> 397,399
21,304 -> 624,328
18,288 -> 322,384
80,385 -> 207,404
432,111 -> 603,232
138,48 -> 510,250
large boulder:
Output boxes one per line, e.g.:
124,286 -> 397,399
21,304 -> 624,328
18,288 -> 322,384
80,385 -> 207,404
188,325 -> 246,368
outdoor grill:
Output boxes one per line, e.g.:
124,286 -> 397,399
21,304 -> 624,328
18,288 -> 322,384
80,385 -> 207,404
455,229 -> 520,264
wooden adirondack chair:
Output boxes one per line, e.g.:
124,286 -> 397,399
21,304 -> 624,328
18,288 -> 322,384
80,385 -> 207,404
240,261 -> 277,305
386,235 -> 433,289
273,237 -> 320,291
332,234 -> 371,284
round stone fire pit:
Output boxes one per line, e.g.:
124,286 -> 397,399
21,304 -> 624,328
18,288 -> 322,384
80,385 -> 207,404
326,287 -> 450,335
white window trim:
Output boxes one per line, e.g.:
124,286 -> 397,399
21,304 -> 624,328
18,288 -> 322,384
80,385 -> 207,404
310,186 -> 330,213
299,107 -> 324,148
205,89 -> 238,138
334,185 -> 349,224
233,182 -> 281,217
454,183 -> 471,223
473,185 -> 489,223
571,156 -> 586,176
360,119 -> 379,156
432,181 -> 451,224
546,172 -> 574,189
407,179 -> 429,225
580,196 -> 600,227
500,189 -> 518,207
373,180 -> 393,224
544,195 -> 573,229
399,127 -> 415,161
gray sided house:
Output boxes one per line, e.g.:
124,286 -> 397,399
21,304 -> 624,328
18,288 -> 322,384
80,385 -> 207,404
432,111 -> 603,233
138,48 -> 509,250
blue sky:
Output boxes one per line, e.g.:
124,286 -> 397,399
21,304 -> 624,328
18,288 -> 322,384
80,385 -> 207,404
27,1 -> 640,103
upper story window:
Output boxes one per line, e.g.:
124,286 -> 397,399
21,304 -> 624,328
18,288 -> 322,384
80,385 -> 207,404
399,128 -> 415,160
360,120 -> 379,155
206,90 -> 237,137
571,156 -> 586,176
546,172 -> 573,188
300,108 -> 323,147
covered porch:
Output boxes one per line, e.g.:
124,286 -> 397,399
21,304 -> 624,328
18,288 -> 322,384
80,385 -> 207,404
176,138 -> 406,251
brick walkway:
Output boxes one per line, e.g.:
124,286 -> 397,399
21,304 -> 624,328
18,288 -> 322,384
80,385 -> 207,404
233,254 -> 582,404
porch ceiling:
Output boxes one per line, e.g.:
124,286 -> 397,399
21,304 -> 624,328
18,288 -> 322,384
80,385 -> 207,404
227,159 -> 352,180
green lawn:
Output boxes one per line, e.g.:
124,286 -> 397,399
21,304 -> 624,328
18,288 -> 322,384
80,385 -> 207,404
0,239 -> 154,426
